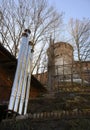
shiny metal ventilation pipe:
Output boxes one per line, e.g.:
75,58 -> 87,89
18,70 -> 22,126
24,42 -> 33,115
18,42 -> 33,115
8,29 -> 31,113
14,38 -> 29,112
24,41 -> 33,115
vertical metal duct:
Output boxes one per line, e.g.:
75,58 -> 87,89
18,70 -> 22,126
24,41 -> 33,115
19,42 -> 33,115
8,29 -> 33,115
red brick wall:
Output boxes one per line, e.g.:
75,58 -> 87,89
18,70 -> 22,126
0,66 -> 45,102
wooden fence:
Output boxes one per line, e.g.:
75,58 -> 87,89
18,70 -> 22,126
15,110 -> 90,121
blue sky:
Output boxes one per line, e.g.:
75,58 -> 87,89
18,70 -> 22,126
49,0 -> 90,23
0,0 -> 89,23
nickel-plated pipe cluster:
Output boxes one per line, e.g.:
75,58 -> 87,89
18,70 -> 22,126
8,29 -> 33,115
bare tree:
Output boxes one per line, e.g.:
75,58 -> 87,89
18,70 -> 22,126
0,0 -> 63,72
68,18 -> 90,61
68,18 -> 90,86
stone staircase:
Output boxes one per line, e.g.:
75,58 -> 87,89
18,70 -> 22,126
0,88 -> 90,130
